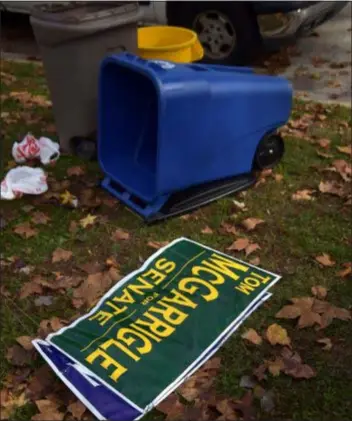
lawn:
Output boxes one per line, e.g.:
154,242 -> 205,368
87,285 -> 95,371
0,59 -> 351,421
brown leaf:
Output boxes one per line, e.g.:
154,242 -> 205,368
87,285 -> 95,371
331,306 -> 351,321
201,226 -> 213,234
19,281 -> 43,299
108,266 -> 122,282
316,337 -> 332,351
241,328 -> 262,345
331,159 -> 352,182
106,257 -> 119,268
6,345 -> 32,367
245,243 -> 260,257
253,363 -> 267,381
69,220 -> 78,233
52,248 -> 73,263
27,366 -> 55,400
16,336 -> 34,351
273,173 -> 283,182
317,138 -> 331,149
281,349 -> 316,379
73,272 -> 113,307
32,411 -> 64,421
111,228 -> 130,241
220,222 -> 237,235
156,393 -> 185,420
232,391 -> 255,421
147,241 -> 169,249
276,305 -> 301,319
227,238 -> 249,252
78,261 -> 104,274
315,253 -> 335,267
292,189 -> 314,201
318,181 -> 344,197
79,188 -> 102,209
266,324 -> 291,346
337,262 -> 352,277
298,310 -> 321,329
241,218 -> 264,231
67,166 -> 86,177
31,211 -> 51,225
13,222 -> 38,239
216,399 -> 238,421
267,358 -> 285,377
337,145 -> 352,156
67,400 -> 86,420
311,285 -> 327,299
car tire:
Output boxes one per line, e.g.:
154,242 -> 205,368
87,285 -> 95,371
166,1 -> 264,65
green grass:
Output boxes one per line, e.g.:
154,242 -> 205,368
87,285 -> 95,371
1,59 -> 351,420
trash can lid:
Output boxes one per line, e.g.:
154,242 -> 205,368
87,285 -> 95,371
31,1 -> 139,24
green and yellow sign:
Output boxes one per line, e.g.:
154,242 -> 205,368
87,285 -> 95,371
47,238 -> 280,411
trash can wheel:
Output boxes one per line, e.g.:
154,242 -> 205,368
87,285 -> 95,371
254,133 -> 284,170
70,136 -> 97,161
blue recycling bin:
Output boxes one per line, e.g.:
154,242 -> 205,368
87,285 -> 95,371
98,53 -> 292,222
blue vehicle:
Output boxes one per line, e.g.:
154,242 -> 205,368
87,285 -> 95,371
99,53 -> 292,222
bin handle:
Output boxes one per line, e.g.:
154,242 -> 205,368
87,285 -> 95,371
191,39 -> 204,62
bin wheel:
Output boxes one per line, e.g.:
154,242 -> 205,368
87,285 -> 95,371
166,2 -> 264,65
71,136 -> 97,161
254,134 -> 284,170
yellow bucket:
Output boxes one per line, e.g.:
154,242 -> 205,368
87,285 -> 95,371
138,26 -> 204,63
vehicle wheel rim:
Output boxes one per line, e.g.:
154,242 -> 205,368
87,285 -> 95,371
256,136 -> 284,169
193,11 -> 236,60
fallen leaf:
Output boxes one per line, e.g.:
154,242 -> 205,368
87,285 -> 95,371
67,166 -> 86,176
292,189 -> 314,201
337,262 -> 352,277
34,296 -> 53,307
266,324 -> 291,346
13,222 -> 38,239
16,336 -> 34,351
232,200 -> 247,211
317,138 -> 331,149
216,399 -> 238,421
318,181 -> 344,197
201,226 -> 213,234
73,272 -> 113,307
79,189 -> 102,209
267,358 -> 285,377
241,328 -> 262,345
253,363 -> 267,381
273,173 -> 283,182
108,266 -> 122,282
316,337 -> 332,351
52,248 -> 73,263
147,241 -> 169,249
79,214 -> 98,228
111,228 -> 130,241
60,190 -> 78,207
315,253 -> 335,267
276,305 -> 302,319
241,218 -> 264,231
19,282 -> 43,299
281,348 -> 316,379
27,365 -> 55,400
1,392 -> 28,416
227,238 -> 250,252
311,285 -> 327,299
297,310 -> 321,329
337,145 -> 352,156
221,222 -> 237,235
249,256 -> 260,266
260,390 -> 275,413
231,391 -> 255,421
332,159 -> 352,182
78,262 -> 104,274
317,151 -> 333,159
67,400 -> 86,420
156,393 -> 185,420
31,211 -> 50,225
245,243 -> 260,257
6,345 -> 32,366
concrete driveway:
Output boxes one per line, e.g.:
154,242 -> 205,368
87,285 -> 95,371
280,2 -> 351,106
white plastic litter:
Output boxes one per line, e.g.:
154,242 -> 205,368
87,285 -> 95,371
0,166 -> 48,200
12,133 -> 60,165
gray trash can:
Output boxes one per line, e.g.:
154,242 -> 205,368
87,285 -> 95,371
30,2 -> 142,154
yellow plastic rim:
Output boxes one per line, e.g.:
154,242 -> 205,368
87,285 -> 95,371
138,26 -> 198,52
